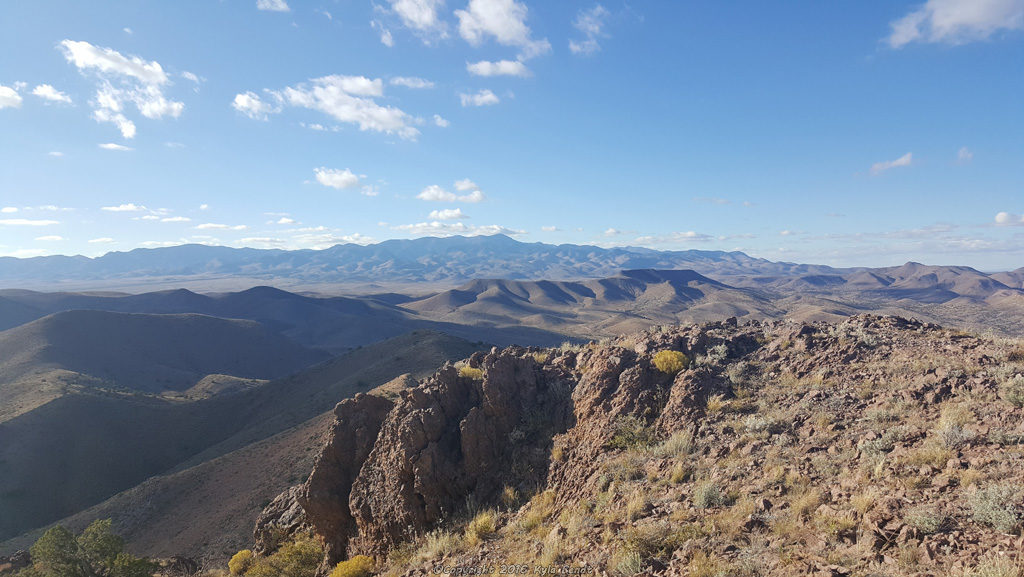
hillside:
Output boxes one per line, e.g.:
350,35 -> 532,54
240,315 -> 1024,577
0,331 -> 485,546
0,310 -> 328,393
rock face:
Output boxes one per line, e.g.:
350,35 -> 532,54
297,393 -> 394,564
253,485 -> 310,554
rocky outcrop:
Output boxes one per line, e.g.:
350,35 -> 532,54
254,314 -> 1024,576
298,393 -> 394,565
253,485 -> 310,554
347,349 -> 576,555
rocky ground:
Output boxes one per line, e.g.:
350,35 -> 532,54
218,315 -> 1024,576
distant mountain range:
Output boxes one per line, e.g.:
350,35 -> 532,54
0,234 -> 856,291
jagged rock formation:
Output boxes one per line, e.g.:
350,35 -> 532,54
252,315 -> 1024,576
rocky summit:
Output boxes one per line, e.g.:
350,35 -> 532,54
250,315 -> 1024,577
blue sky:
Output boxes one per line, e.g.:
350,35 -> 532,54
1,0 -> 1022,270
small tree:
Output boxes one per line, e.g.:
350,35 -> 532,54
22,519 -> 155,577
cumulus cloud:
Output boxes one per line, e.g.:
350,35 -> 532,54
59,39 -> 184,138
32,84 -> 72,104
466,59 -> 530,77
888,0 -> 1024,48
569,4 -> 610,55
314,167 -> 362,190
393,221 -> 523,237
433,114 -> 450,127
456,0 -> 551,59
390,76 -> 435,89
102,203 -> 146,212
256,0 -> 290,12
232,91 -> 276,120
417,181 -> 485,202
0,85 -> 23,109
870,152 -> 913,175
958,147 -> 974,163
98,142 -> 133,151
276,217 -> 296,224
1,207 -> 17,213
88,237 -> 116,244
237,75 -> 419,139
428,208 -> 469,219
541,226 -> 558,232
460,89 -> 500,107
388,0 -> 446,32
0,219 -> 60,226
995,212 -> 1024,226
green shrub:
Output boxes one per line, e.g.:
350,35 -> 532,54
243,533 -> 322,577
25,520 -> 155,577
969,485 -> 1022,533
229,550 -> 254,575
693,483 -> 724,509
1000,375 -> 1024,408
607,416 -> 656,450
904,505 -> 947,534
329,555 -> 375,577
652,350 -> 689,374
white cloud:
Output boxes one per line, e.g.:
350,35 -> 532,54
1,207 -> 17,213
240,75 -> 419,139
199,204 -> 209,210
181,71 -> 201,84
429,208 -> 469,219
256,0 -> 290,12
0,219 -> 59,226
417,183 -> 485,202
958,146 -> 974,162
32,84 -> 72,104
870,152 -> 913,175
569,4 -> 610,55
393,221 -> 523,237
780,230 -> 793,236
454,178 -> 478,191
59,40 -> 184,138
466,59 -> 530,77
372,20 -> 395,47
541,226 -> 558,232
48,151 -> 64,157
1,249 -> 50,258
196,223 -> 247,230
632,231 -> 713,244
361,185 -> 380,197
389,0 -> 446,31
139,215 -> 160,220
455,0 -> 551,59
995,212 -> 1024,226
314,167 -> 362,190
390,76 -> 435,89
98,142 -> 133,151
93,109 -> 136,138
232,91 -> 276,120
604,228 -> 622,236
35,235 -> 64,241
433,114 -> 450,127
276,217 -> 296,224
888,0 -> 1024,48
161,216 -> 191,222
123,27 -> 133,35
141,240 -> 187,247
88,237 -> 116,244
460,89 -> 500,107
0,85 -> 23,109
102,203 -> 146,212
